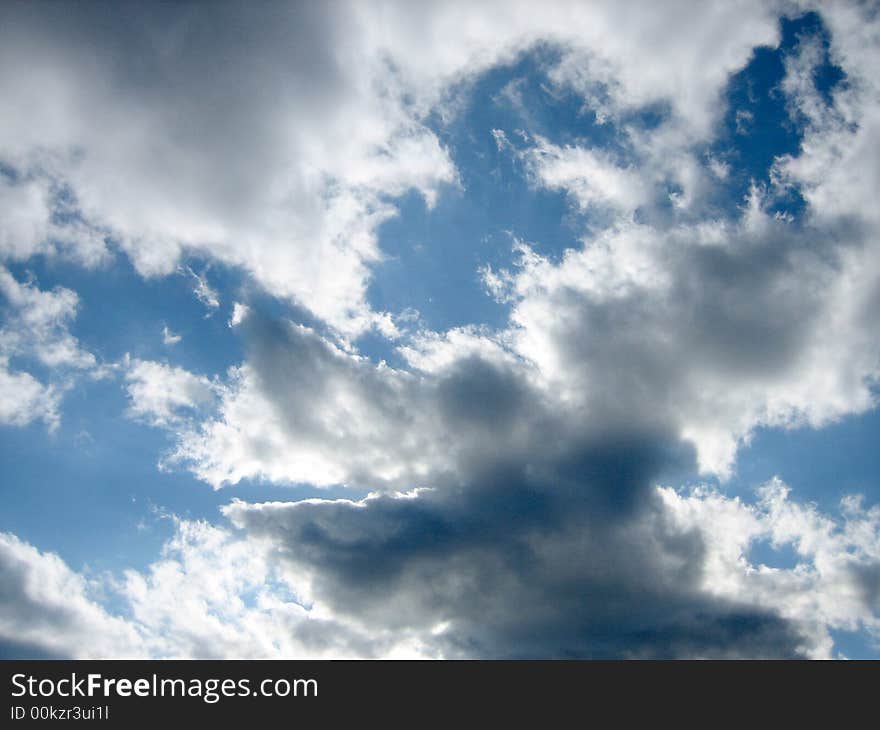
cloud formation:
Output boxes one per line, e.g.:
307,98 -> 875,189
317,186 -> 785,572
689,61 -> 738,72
0,0 -> 785,336
0,268 -> 95,428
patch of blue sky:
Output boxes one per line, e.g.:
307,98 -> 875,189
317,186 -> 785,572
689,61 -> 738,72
746,536 -> 802,572
0,253 -> 350,575
729,408 -> 880,514
3,253 -> 243,378
829,627 -> 880,660
705,12 -> 845,220
1,374 -> 351,575
366,48 -> 625,344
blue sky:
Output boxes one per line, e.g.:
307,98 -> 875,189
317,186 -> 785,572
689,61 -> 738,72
1,2 -> 879,659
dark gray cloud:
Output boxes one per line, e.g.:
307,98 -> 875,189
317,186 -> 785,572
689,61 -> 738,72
226,466 -> 805,658
212,309 -> 807,658
0,639 -> 59,660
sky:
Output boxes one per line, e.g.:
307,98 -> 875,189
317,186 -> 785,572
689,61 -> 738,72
0,0 -> 879,659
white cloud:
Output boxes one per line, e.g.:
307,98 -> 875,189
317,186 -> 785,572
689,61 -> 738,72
0,520 -> 429,659
524,135 -> 652,216
0,0 -> 784,336
0,532 -> 145,658
0,268 -> 94,370
124,357 -> 216,428
118,514 -> 420,658
469,10 -> 880,480
0,170 -> 109,267
495,202 -> 878,477
161,324 -> 181,346
775,2 -> 880,230
661,478 -> 880,656
168,318 -> 447,490
0,361 -> 59,430
186,267 -> 219,313
228,302 -> 249,329
0,268 -> 95,430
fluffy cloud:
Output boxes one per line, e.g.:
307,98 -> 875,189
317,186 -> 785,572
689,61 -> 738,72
0,268 -> 95,429
485,6 -> 880,478
777,1 -> 880,227
0,1 -> 458,336
0,520 -> 430,659
122,8 -> 880,641
124,357 -> 217,428
662,478 -> 880,655
0,365 -> 59,430
0,268 -> 94,370
0,0 -> 784,336
490,199 -> 878,478
525,138 -> 652,217
0,169 -> 108,267
156,309 -> 556,490
161,325 -> 182,347
118,516 -> 406,659
171,324 -> 441,489
0,533 -> 145,658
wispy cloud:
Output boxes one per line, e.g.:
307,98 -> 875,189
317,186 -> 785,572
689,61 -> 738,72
185,267 -> 220,313
161,324 -> 181,346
